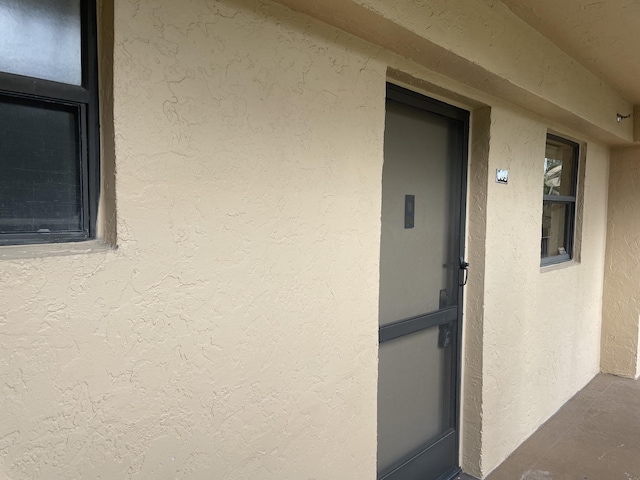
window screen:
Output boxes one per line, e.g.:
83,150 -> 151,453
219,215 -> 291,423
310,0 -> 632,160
0,97 -> 82,234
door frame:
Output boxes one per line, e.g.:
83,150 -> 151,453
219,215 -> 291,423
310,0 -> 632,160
378,83 -> 469,480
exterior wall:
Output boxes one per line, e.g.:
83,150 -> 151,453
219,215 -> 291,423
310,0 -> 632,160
273,0 -> 633,145
601,146 -> 640,379
351,0 -> 628,140
0,1 -> 384,478
463,106 -> 610,476
462,107 -> 491,476
475,107 -> 609,475
0,0 -> 615,479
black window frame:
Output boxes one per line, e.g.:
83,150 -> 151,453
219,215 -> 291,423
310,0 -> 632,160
541,133 -> 579,266
0,0 -> 100,246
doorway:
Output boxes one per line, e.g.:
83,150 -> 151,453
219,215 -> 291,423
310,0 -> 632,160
377,84 -> 469,480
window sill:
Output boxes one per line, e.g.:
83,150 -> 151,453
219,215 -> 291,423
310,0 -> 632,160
540,259 -> 580,274
0,239 -> 114,261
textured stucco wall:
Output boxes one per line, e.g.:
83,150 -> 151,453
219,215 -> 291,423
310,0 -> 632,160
462,107 -> 491,477
477,107 -> 609,476
0,0 -> 616,478
602,146 -> 640,379
0,0 -> 384,478
273,0 -> 633,145
352,0 -> 624,132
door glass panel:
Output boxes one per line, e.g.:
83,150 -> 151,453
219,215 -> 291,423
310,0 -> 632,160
377,325 -> 452,473
0,0 -> 82,85
379,100 -> 458,326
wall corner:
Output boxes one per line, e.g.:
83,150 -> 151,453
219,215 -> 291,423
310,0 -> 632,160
461,106 -> 491,478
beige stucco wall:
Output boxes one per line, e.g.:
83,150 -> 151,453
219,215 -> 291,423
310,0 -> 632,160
274,0 -> 633,145
472,107 -> 609,476
462,106 -> 491,476
0,0 -> 615,478
0,1 -> 385,478
601,146 -> 640,379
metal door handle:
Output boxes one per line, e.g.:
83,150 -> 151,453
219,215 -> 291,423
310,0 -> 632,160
459,257 -> 470,286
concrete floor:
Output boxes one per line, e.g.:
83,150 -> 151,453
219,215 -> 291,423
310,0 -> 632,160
479,373 -> 640,480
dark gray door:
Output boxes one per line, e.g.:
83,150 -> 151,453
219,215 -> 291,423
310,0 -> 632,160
378,84 -> 469,480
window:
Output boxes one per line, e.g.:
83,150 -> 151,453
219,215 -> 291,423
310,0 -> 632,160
0,0 -> 99,245
541,134 -> 578,265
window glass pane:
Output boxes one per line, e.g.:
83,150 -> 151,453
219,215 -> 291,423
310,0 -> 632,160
541,202 -> 570,258
544,139 -> 576,196
0,97 -> 82,234
0,0 -> 81,85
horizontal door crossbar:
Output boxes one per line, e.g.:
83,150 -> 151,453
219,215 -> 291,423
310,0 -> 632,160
378,428 -> 458,480
379,306 -> 457,343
